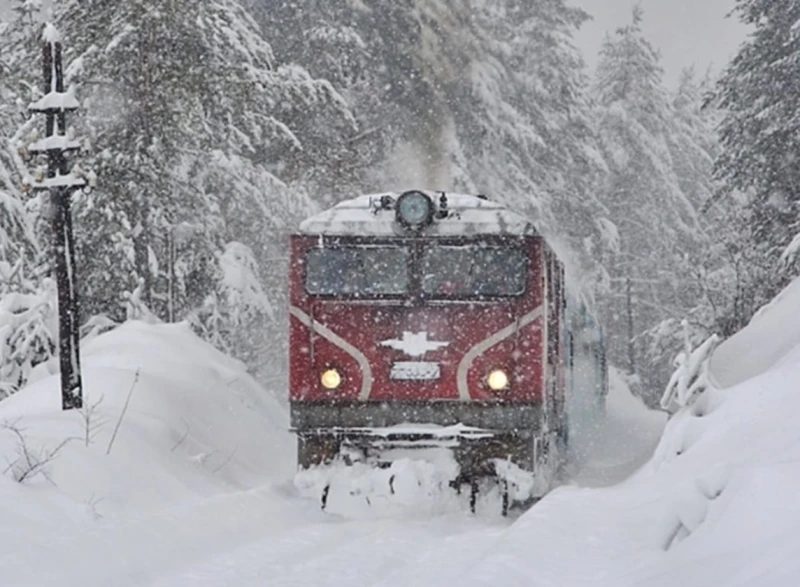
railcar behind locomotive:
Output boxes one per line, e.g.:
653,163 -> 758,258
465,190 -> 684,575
288,190 -> 606,511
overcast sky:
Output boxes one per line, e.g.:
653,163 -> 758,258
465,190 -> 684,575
0,0 -> 750,90
572,0 -> 751,87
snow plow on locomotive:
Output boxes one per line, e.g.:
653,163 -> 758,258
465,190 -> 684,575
289,190 -> 606,513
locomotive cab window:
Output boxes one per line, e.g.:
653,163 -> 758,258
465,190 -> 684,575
421,246 -> 527,298
305,246 -> 410,296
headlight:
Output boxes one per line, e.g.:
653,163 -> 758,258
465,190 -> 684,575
487,369 -> 509,391
396,190 -> 434,229
320,368 -> 342,390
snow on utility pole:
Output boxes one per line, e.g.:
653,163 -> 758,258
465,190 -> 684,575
26,24 -> 86,410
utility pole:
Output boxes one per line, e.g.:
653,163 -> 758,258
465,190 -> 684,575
27,24 -> 86,410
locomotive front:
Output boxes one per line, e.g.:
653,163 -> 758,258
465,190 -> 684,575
289,191 -> 568,507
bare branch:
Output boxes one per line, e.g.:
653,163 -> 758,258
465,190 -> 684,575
170,419 -> 190,452
106,369 -> 140,456
85,494 -> 104,520
79,394 -> 106,447
211,446 -> 237,474
2,421 -> 75,484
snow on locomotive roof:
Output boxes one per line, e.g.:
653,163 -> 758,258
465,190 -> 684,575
298,192 -> 538,237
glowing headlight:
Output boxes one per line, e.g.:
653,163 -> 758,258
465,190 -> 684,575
396,190 -> 434,229
320,368 -> 342,390
487,369 -> 509,391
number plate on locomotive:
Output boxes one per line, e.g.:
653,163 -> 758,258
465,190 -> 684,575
390,361 -> 440,381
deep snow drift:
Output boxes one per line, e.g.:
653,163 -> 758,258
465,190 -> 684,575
0,321 -> 293,506
709,274 -> 800,388
0,321 -> 296,585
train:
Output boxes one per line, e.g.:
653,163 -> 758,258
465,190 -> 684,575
288,190 -> 607,513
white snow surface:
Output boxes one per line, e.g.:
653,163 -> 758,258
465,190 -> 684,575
298,191 -> 538,236
43,23 -> 62,44
709,273 -> 800,388
0,321 -> 293,586
3,298 -> 800,585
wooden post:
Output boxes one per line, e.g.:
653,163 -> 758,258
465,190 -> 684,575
29,25 -> 85,410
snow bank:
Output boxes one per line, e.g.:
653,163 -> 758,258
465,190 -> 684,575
0,320 -> 292,504
709,274 -> 800,388
0,321 -> 293,584
628,339 -> 800,586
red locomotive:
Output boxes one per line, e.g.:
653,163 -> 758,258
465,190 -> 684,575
289,190 -> 606,510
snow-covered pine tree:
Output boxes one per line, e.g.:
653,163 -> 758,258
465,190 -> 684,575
0,5 -> 60,397
52,0 -> 350,375
670,69 -> 717,224
592,8 -> 710,401
253,0 -> 470,200
640,68 -> 723,377
695,194 -> 777,338
192,240 -> 273,367
256,0 -> 607,278
647,70 -> 763,344
251,0 -> 378,202
458,0 -> 608,284
0,271 -> 58,399
1,0 -> 46,213
713,0 -> 800,311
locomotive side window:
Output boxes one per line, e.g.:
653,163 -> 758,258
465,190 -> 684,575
421,246 -> 527,297
305,246 -> 410,296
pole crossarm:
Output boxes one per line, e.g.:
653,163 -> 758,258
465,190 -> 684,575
27,135 -> 81,154
28,173 -> 86,190
28,91 -> 80,113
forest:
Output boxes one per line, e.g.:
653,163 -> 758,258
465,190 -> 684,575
0,0 -> 797,405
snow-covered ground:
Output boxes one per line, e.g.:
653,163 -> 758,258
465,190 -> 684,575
3,274 -> 800,586
569,366 -> 667,488
0,321 -> 296,585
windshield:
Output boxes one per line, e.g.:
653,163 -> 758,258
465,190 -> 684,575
305,246 -> 410,296
421,246 -> 527,297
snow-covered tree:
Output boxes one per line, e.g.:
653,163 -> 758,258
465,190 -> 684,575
0,4 -> 61,396
713,0 -> 800,309
454,1 -> 595,209
51,0 -> 349,375
457,0 -> 608,288
192,241 -> 274,366
670,69 -> 718,217
254,0 -> 463,200
592,8 -> 713,400
1,1 -> 45,83
256,0 -> 607,272
639,68 -> 725,376
1,1 -> 44,236
251,0 -> 379,201
0,271 -> 57,399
